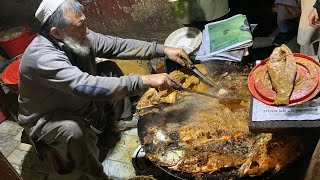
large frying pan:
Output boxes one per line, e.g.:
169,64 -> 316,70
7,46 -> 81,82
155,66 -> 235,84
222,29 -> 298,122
137,60 -> 317,179
137,105 -> 317,179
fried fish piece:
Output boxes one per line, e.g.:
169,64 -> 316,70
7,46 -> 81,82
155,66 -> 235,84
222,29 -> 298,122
239,134 -> 303,177
267,44 -> 297,105
170,70 -> 189,83
182,75 -> 200,89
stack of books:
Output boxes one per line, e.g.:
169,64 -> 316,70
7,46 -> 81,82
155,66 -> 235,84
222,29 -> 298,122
195,14 -> 253,62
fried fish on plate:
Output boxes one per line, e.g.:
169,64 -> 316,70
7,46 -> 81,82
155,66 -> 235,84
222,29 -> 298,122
267,44 -> 297,105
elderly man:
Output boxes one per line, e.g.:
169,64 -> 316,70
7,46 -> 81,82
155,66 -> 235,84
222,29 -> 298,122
19,0 -> 189,179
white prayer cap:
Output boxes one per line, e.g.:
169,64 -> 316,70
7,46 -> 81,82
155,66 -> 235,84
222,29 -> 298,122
35,0 -> 67,25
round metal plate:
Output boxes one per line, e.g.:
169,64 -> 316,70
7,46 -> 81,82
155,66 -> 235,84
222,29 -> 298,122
164,27 -> 202,54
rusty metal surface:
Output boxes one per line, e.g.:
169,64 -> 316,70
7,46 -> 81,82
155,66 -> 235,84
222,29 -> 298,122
0,0 -> 179,43
81,0 -> 179,42
0,0 -> 278,43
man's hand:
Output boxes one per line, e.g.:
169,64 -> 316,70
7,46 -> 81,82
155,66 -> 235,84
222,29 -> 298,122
141,73 -> 181,91
309,8 -> 320,28
164,47 -> 192,66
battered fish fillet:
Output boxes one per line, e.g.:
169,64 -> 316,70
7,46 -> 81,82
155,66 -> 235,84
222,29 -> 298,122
137,70 -> 188,110
170,70 -> 189,83
239,133 -> 303,177
267,44 -> 297,105
182,75 -> 200,89
136,88 -> 178,110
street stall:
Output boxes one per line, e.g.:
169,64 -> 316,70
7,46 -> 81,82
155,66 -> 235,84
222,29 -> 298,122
0,0 -> 297,179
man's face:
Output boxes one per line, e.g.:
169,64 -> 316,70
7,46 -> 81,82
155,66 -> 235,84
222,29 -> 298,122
59,10 -> 91,56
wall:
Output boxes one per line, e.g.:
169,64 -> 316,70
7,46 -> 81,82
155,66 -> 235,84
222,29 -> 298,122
0,0 -> 276,43
0,0 -> 179,43
0,0 -> 42,33
82,0 -> 180,42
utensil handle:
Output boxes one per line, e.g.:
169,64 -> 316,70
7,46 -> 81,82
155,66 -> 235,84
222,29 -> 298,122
173,85 -> 183,91
180,57 -> 194,69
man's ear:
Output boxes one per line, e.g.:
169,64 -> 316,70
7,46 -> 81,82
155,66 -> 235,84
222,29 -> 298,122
50,27 -> 63,40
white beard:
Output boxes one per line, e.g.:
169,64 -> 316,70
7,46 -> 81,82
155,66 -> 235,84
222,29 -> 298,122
63,36 -> 91,56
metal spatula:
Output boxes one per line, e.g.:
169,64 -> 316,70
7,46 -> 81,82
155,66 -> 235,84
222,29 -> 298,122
173,85 -> 242,101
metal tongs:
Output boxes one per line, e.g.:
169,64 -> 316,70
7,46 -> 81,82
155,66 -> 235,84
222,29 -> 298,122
180,58 -> 217,88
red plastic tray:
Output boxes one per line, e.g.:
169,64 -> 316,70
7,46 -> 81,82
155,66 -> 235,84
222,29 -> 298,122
248,53 -> 320,106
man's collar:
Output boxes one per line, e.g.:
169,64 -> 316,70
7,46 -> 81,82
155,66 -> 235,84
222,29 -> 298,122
53,38 -> 65,50
40,32 -> 66,51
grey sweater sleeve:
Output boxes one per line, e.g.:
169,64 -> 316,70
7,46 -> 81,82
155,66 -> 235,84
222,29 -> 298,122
87,30 -> 166,59
36,52 -> 146,101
